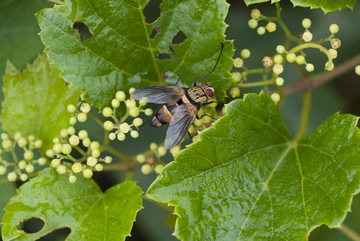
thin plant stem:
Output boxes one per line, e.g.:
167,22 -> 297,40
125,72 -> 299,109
339,224 -> 360,241
294,91 -> 312,141
232,80 -> 273,88
104,145 -> 136,163
87,111 -> 104,127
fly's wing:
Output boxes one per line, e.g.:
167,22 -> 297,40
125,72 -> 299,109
164,103 -> 198,149
131,86 -> 186,104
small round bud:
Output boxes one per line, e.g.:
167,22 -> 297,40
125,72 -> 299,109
119,123 -> 130,133
20,173 -> 28,182
0,166 -> 6,175
129,107 -> 140,117
276,45 -> 285,54
194,118 -> 203,127
125,99 -> 136,108
251,9 -> 260,19
34,140 -> 43,148
26,136 -> 33,141
170,146 -> 181,155
248,19 -> 258,29
266,22 -> 276,32
139,100 -> 147,106
355,65 -> 360,76
77,113 -> 87,122
78,130 -> 88,140
208,102 -> 217,108
306,63 -> 315,72
87,156 -> 97,166
103,121 -> 114,130
233,58 -> 243,68
130,130 -> 139,138
67,126 -> 76,135
129,87 -> 136,95
83,169 -> 93,178
72,163 -> 82,173
145,108 -> 153,116
302,31 -> 313,42
69,117 -> 77,125
80,103 -> 91,113
90,141 -> 100,150
18,137 -> 27,147
141,164 -> 153,175
14,132 -> 21,141
2,139 -> 12,150
92,149 -> 101,158
46,149 -> 55,158
69,175 -> 77,183
102,107 -> 113,118
150,143 -> 158,151
262,56 -> 273,67
95,164 -> 103,171
154,164 -> 164,174
329,49 -> 337,59
230,87 -> 240,98
274,55 -> 283,64
109,133 -> 116,140
188,125 -> 195,134
19,160 -> 27,169
38,157 -> 47,165
117,133 -> 126,141
57,165 -> 67,174
257,26 -> 266,35
202,115 -> 212,123
273,64 -> 284,75
83,138 -> 91,147
53,137 -> 60,144
158,146 -> 167,156
69,135 -> 80,146
325,61 -> 335,71
329,24 -> 339,34
25,164 -> 34,173
7,172 -> 17,182
24,150 -> 34,160
331,38 -> 341,49
136,154 -> 146,163
241,49 -> 251,59
111,99 -> 120,108
1,133 -> 8,140
133,118 -> 143,127
192,135 -> 200,142
104,156 -> 113,164
275,77 -> 284,86
53,143 -> 62,153
271,93 -> 281,103
146,157 -> 155,165
116,91 -> 126,101
231,72 -> 241,83
286,53 -> 296,63
67,104 -> 76,113
62,144 -> 72,155
302,18 -> 312,28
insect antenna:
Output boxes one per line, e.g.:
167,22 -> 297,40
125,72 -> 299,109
193,42 -> 225,87
169,45 -> 182,86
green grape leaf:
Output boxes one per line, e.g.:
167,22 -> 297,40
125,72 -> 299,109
1,54 -> 78,153
147,93 -> 360,240
244,0 -> 355,12
36,0 -> 234,109
1,167 -> 143,240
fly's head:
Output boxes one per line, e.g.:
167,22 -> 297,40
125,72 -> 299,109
201,82 -> 214,98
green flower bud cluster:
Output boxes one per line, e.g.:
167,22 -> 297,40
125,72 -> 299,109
247,9 -> 277,35
0,132 -> 45,182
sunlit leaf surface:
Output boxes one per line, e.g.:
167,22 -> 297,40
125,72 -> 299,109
147,93 -> 360,240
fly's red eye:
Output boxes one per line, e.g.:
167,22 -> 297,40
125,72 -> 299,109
201,82 -> 208,88
205,89 -> 214,97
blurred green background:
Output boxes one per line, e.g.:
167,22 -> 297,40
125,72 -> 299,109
1,0 -> 360,240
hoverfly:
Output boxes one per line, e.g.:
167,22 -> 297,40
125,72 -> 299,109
131,42 -> 224,149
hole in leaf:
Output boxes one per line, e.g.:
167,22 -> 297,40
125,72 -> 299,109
171,30 -> 187,45
18,217 -> 44,234
150,27 -> 160,40
72,22 -> 93,41
143,0 -> 162,24
156,52 -> 171,60
38,227 -> 71,241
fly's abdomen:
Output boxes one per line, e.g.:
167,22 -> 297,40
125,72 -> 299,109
151,103 -> 179,127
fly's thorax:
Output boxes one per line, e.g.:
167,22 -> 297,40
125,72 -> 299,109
186,87 -> 208,104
